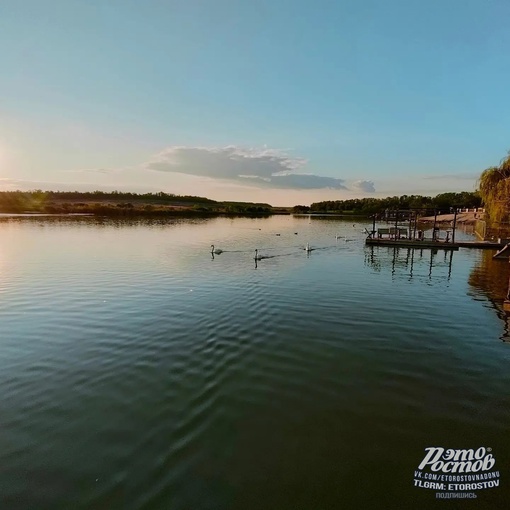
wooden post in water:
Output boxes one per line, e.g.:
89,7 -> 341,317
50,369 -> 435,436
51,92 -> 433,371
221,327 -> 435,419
432,209 -> 438,241
413,211 -> 418,241
452,209 -> 458,244
372,215 -> 376,238
394,210 -> 399,239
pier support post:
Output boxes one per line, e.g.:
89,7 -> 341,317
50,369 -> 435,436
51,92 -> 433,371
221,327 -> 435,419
452,209 -> 457,244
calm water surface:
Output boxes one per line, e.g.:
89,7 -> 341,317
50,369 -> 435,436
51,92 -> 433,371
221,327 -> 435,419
1,216 -> 509,509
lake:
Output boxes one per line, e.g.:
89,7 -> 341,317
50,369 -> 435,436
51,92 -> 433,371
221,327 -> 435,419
1,215 -> 509,509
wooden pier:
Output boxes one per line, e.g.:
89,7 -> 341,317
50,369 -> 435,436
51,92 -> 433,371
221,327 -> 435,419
366,208 -> 506,251
365,238 -> 504,250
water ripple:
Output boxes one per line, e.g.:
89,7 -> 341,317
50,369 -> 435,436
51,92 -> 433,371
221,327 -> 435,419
1,217 -> 509,510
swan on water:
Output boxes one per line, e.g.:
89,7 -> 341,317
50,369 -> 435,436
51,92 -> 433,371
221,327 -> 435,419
211,245 -> 223,254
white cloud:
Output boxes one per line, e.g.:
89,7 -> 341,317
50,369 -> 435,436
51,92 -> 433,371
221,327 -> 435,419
145,145 -> 349,190
352,180 -> 376,193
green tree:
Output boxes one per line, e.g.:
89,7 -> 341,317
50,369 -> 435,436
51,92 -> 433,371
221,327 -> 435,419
478,151 -> 510,225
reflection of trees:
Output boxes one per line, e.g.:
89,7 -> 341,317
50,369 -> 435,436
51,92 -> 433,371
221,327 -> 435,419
0,215 -> 218,229
468,250 -> 510,342
468,251 -> 509,303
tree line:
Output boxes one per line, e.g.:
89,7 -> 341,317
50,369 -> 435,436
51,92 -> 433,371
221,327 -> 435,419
0,190 -> 272,215
293,191 -> 481,215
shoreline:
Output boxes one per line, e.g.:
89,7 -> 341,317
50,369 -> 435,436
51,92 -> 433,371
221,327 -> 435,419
0,210 -> 279,220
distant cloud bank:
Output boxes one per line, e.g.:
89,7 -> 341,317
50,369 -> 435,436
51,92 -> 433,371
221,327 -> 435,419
145,145 -> 368,191
352,180 -> 376,192
64,168 -> 114,175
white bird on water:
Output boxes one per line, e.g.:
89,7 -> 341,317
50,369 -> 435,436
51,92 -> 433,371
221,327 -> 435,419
211,244 -> 223,254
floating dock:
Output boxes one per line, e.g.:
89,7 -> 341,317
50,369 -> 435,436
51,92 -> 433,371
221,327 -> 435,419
365,238 -> 504,250
366,208 -> 507,251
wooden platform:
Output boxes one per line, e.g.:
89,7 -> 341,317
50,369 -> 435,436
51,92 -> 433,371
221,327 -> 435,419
456,240 -> 505,249
365,238 -> 505,250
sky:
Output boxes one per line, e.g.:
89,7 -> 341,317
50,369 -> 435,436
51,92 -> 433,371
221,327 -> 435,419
1,0 -> 509,206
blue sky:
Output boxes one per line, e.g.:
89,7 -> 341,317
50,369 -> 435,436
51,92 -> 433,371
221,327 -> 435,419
1,0 -> 509,205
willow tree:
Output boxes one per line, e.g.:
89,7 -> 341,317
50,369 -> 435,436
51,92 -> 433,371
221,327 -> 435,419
478,152 -> 510,225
